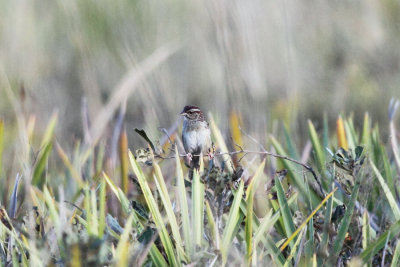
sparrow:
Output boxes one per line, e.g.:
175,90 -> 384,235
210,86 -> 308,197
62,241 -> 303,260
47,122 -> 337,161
180,105 -> 213,173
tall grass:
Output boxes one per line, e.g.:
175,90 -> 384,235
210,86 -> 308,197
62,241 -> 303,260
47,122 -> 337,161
0,101 -> 398,266
3,1 -> 400,266
1,0 -> 400,147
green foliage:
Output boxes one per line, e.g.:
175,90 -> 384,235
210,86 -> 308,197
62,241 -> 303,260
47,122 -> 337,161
308,120 -> 326,172
275,175 -> 295,244
370,159 -> 400,221
332,176 -> 360,256
0,111 -> 400,266
270,136 -> 320,206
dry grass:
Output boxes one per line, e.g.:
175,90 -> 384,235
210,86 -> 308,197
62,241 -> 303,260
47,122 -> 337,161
0,1 -> 400,266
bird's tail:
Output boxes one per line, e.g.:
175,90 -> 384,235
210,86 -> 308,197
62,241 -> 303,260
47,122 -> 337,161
188,155 -> 200,180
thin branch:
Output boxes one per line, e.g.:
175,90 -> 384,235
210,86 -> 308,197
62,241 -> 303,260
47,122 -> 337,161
230,136 -> 244,152
159,127 -> 174,146
156,149 -> 326,197
238,152 -> 249,163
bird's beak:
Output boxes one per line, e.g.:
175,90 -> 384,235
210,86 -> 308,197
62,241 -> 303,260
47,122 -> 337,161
180,112 -> 187,116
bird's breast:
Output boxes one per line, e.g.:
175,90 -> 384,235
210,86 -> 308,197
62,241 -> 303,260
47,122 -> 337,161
183,123 -> 211,154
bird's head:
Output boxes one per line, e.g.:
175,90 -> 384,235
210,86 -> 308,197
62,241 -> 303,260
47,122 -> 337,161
180,105 -> 204,121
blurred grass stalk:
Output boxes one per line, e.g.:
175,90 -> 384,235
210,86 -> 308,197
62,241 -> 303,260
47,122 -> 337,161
1,84 -> 400,266
119,129 -> 129,194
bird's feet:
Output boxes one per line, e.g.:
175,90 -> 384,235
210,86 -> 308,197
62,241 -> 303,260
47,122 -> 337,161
207,145 -> 216,160
186,153 -> 193,165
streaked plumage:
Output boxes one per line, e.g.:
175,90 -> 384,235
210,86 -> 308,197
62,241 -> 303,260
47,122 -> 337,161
180,105 -> 212,170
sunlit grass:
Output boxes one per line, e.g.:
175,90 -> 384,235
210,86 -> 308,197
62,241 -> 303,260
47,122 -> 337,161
2,1 -> 400,266
0,103 -> 398,266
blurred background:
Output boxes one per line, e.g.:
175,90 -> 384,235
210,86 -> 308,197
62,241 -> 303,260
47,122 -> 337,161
1,0 -> 399,152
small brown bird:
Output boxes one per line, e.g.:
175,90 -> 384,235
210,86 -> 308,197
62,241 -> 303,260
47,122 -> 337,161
180,105 -> 212,172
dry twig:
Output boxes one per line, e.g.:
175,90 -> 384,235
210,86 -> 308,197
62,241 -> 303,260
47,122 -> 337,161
156,149 -> 326,197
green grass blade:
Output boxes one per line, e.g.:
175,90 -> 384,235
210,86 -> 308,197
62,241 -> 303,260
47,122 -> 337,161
283,227 -> 306,267
391,240 -> 400,267
280,187 -> 337,252
129,151 -> 179,266
96,142 -> 106,173
84,186 -> 92,235
119,129 -> 129,195
371,124 -> 381,165
56,143 -> 84,187
115,213 -> 135,266
319,182 -> 334,254
90,188 -> 99,236
103,172 -> 131,214
245,183 -> 254,266
205,201 -> 220,249
270,136 -> 320,206
245,160 -> 265,265
283,124 -> 299,160
149,246 -> 169,267
306,217 -> 314,260
221,180 -> 245,263
360,112 -> 370,146
378,144 -> 395,196
103,172 -> 119,200
175,147 -> 192,256
9,174 -> 21,219
98,179 -> 106,238
344,116 -> 358,150
262,237 -> 286,266
11,248 -> 19,267
275,176 -> 295,240
332,177 -> 360,255
254,210 -> 279,247
370,159 -> 400,220
252,209 -> 285,264
40,112 -> 58,148
43,186 -> 60,232
308,120 -> 326,172
245,160 -> 266,197
104,171 -> 167,266
32,141 -> 53,188
361,220 -> 400,263
192,168 -> 204,249
153,158 -> 186,260
362,211 -> 370,253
